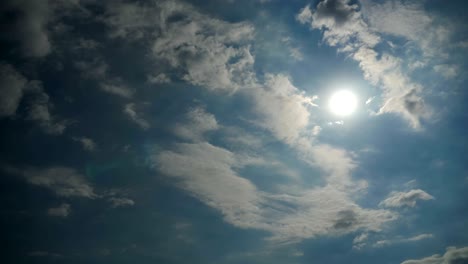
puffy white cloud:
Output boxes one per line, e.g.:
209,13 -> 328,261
47,203 -> 71,217
0,63 -> 28,117
379,189 -> 434,208
123,103 -> 150,130
401,246 -> 468,264
173,107 -> 219,142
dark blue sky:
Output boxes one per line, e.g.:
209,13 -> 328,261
1,0 -> 467,263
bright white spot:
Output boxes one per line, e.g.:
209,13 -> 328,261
329,90 -> 358,116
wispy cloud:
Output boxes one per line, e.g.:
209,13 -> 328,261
379,189 -> 434,208
401,246 -> 468,264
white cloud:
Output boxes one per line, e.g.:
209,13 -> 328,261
0,62 -> 28,117
173,107 -> 219,142
379,189 -> 434,208
153,141 -> 396,243
353,232 -> 368,249
374,233 -> 434,248
105,0 -> 255,92
72,137 -> 97,151
249,74 -> 316,145
401,246 -> 468,264
47,203 -> 71,217
123,103 -> 150,130
7,166 -> 97,199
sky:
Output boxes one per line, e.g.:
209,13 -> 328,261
0,0 -> 468,263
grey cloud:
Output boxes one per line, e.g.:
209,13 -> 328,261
123,103 -> 150,130
0,63 -> 28,117
72,136 -> 97,151
26,83 -> 68,135
1,0 -> 51,57
401,246 -> 468,264
100,82 -> 134,99
313,0 -> 356,26
108,197 -> 135,208
0,63 -> 67,134
47,203 -> 71,217
380,189 -> 434,208
7,166 -> 97,199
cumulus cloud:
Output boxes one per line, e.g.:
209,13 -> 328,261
401,246 -> 468,264
0,62 -> 28,117
379,189 -> 434,208
47,203 -> 71,217
104,0 -> 255,92
123,103 -> 150,130
0,0 -> 51,57
147,73 -> 170,84
6,166 -> 97,199
297,0 -> 432,129
173,107 -> 219,142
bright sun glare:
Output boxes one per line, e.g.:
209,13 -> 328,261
329,90 -> 358,116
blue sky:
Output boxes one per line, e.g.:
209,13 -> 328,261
1,0 -> 467,263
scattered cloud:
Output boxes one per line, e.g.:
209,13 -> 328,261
401,246 -> 468,264
47,203 -> 71,217
379,189 -> 434,208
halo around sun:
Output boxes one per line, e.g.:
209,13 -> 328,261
329,90 -> 358,116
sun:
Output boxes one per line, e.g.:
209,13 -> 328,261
329,90 -> 358,116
